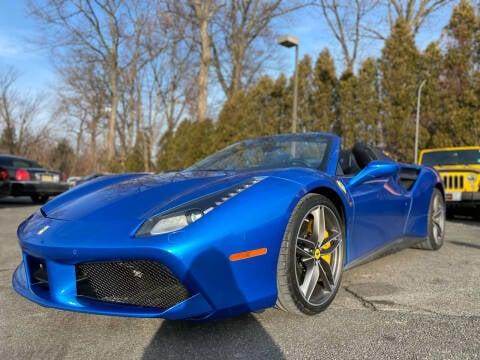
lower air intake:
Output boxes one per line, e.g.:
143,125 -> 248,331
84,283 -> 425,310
76,260 -> 190,309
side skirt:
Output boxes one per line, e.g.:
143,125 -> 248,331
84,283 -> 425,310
344,236 -> 426,271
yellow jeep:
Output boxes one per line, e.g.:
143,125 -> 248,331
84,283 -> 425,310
419,146 -> 480,218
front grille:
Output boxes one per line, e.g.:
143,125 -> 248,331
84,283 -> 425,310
76,260 -> 190,309
443,175 -> 464,190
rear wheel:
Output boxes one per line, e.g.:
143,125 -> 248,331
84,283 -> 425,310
276,194 -> 345,315
30,194 -> 49,204
414,188 -> 445,250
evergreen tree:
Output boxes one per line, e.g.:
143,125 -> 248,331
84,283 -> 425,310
311,49 -> 337,133
0,127 -> 16,154
474,3 -> 480,143
436,0 -> 479,146
214,86 -> 261,151
156,129 -> 174,171
156,119 -> 215,171
263,74 -> 290,135
124,144 -> 145,172
336,71 -> 357,148
355,58 -> 382,146
168,120 -> 194,169
215,74 -> 290,151
186,119 -> 215,166
284,55 -> 315,132
419,42 -> 443,148
380,17 -> 420,162
50,138 -> 75,176
156,121 -> 191,171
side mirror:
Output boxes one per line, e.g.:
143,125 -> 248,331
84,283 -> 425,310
348,161 -> 399,189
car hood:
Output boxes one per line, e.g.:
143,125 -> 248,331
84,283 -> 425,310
433,164 -> 480,173
41,171 -> 256,222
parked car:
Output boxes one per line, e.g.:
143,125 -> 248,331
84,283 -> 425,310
0,154 -> 69,204
0,166 -> 10,198
12,133 -> 445,320
419,146 -> 480,218
66,173 -> 109,188
75,173 -> 108,186
66,176 -> 82,188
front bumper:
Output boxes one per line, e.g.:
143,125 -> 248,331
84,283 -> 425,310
445,191 -> 480,207
13,261 -> 214,319
10,181 -> 69,197
12,208 -> 283,319
0,180 -> 10,197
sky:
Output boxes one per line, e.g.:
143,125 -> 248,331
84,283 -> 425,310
0,1 -> 55,92
0,1 -> 458,102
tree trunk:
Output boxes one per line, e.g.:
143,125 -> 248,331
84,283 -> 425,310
193,0 -> 212,122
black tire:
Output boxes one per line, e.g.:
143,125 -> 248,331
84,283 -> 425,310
414,188 -> 445,250
30,194 -> 49,204
276,193 -> 345,315
473,208 -> 480,221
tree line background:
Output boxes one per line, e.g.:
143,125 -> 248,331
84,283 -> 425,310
0,0 -> 478,176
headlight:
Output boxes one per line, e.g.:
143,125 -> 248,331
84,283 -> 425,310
466,174 -> 476,183
135,177 -> 264,237
149,212 -> 189,235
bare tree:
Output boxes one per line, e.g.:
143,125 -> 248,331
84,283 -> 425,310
316,0 -> 380,73
149,26 -> 197,132
55,54 -> 109,174
28,0 -> 125,164
0,68 -> 48,156
358,0 -> 456,40
29,0 -> 164,165
186,0 -> 219,121
315,0 -> 453,71
385,0 -> 455,35
211,1 -> 309,99
171,0 -> 308,121
0,68 -> 18,154
114,1 -> 168,166
29,0 -> 169,170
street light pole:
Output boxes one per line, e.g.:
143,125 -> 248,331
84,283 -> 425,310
414,79 -> 426,164
292,43 -> 299,133
278,35 -> 299,133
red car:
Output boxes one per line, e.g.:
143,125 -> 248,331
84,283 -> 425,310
0,154 -> 69,203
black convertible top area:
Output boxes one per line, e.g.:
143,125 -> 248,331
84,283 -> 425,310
338,143 -> 393,175
338,143 -> 421,191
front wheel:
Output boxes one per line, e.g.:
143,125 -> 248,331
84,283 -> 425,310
276,194 -> 345,315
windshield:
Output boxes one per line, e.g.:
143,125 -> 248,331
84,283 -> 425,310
421,149 -> 480,166
188,134 -> 333,172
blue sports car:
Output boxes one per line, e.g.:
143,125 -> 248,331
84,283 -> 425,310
12,133 -> 445,320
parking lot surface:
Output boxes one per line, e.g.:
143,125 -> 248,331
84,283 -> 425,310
1,197 -> 479,359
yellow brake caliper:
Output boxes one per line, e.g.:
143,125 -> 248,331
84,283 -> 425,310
307,219 -> 332,264
321,230 -> 332,264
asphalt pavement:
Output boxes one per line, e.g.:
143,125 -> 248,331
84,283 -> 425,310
1,197 -> 479,360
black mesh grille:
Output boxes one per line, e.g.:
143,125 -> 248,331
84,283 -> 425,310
76,260 -> 190,309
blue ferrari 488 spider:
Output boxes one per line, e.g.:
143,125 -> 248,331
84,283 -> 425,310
13,133 -> 445,320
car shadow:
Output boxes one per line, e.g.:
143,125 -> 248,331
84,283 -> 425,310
449,240 -> 480,250
0,197 -> 38,209
141,314 -> 284,360
142,247 -> 284,359
447,216 -> 480,225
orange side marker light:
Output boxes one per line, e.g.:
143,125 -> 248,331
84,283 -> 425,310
229,248 -> 268,262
